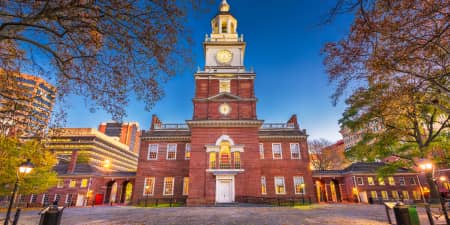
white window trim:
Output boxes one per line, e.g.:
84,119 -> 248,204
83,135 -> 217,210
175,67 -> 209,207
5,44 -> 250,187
54,194 -> 61,201
261,176 -> 267,195
163,177 -> 175,196
272,143 -> 283,160
399,177 -> 406,186
65,194 -> 72,204
370,191 -> 378,199
185,143 -> 191,160
290,143 -> 301,159
259,143 -> 264,159
69,179 -> 76,188
143,177 -> 155,196
166,144 -> 177,160
80,179 -> 88,188
388,177 -> 395,186
29,194 -> 37,204
402,191 -> 409,200
57,179 -> 64,188
409,177 -> 417,185
274,176 -> 286,195
367,177 -> 375,186
293,176 -> 305,195
41,194 -> 48,205
357,177 -> 364,185
182,177 -> 189,195
147,144 -> 159,160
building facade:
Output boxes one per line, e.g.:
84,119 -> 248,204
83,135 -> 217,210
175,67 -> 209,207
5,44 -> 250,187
0,72 -> 56,137
98,121 -> 141,153
41,128 -> 138,206
134,0 -> 314,206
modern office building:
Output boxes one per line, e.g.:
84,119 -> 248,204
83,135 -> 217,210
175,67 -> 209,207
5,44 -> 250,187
98,122 -> 141,153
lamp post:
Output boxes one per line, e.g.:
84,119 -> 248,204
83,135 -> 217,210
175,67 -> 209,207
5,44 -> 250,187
419,159 -> 449,224
4,159 -> 34,225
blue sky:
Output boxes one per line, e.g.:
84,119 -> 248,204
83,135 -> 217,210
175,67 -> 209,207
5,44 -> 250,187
65,0 -> 353,142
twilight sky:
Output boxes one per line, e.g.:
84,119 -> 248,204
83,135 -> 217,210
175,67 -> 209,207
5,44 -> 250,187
64,0 -> 353,142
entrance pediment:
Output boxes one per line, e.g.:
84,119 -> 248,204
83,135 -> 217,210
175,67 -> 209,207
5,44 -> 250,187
207,93 -> 241,101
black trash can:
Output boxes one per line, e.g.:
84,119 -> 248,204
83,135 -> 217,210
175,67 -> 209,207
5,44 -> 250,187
368,197 -> 374,204
39,205 -> 64,225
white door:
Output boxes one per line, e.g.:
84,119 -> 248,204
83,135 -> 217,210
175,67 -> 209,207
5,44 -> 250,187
359,192 -> 368,203
216,179 -> 233,203
76,194 -> 85,206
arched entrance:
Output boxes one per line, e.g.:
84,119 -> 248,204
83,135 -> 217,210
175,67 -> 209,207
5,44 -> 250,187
104,180 -> 118,204
120,181 -> 133,203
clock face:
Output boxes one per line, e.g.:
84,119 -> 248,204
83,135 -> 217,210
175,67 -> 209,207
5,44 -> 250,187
219,103 -> 231,115
216,50 -> 233,64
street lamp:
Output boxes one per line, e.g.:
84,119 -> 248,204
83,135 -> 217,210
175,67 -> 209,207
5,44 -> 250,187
418,159 -> 449,224
4,159 -> 34,225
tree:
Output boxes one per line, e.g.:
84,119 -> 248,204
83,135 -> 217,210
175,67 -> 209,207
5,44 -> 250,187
0,0 -> 211,127
0,136 -> 58,196
309,139 -> 348,170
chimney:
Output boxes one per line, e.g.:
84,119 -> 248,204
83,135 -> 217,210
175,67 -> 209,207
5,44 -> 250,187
287,114 -> 299,129
67,150 -> 78,174
151,114 -> 162,130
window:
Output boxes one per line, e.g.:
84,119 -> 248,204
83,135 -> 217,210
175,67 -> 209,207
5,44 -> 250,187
370,191 -> 378,199
234,152 -> 241,169
69,180 -> 76,188
143,177 -> 155,196
65,194 -> 73,204
30,194 -> 37,203
261,176 -> 267,195
272,143 -> 282,159
166,144 -> 177,160
356,177 -> 364,185
402,191 -> 409,200
19,195 -> 26,203
163,177 -> 175,196
183,177 -> 189,195
412,191 -> 421,200
259,143 -> 264,159
219,141 -> 231,169
54,194 -> 61,202
274,177 -> 286,194
392,191 -> 399,199
147,144 -> 158,160
80,179 -> 88,188
185,143 -> 191,160
378,177 -> 385,186
219,80 -> 230,93
42,194 -> 49,205
209,152 -> 216,169
290,143 -> 301,159
409,177 -> 416,185
57,179 -> 64,188
388,177 -> 395,186
293,176 -> 305,194
367,177 -> 375,185
399,177 -> 406,186
381,191 -> 388,200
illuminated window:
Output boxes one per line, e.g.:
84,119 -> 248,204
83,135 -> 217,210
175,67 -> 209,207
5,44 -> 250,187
290,143 -> 301,159
399,177 -> 406,186
219,80 -> 230,93
293,176 -> 305,194
409,177 -> 416,185
378,177 -> 385,185
356,177 -> 364,185
221,22 -> 227,33
69,180 -> 76,188
412,191 -> 421,200
259,143 -> 264,159
183,177 -> 189,195
57,179 -> 64,188
272,143 -> 282,159
185,143 -> 191,160
209,152 -> 216,169
80,179 -> 88,188
367,177 -> 375,185
261,176 -> 267,195
166,144 -> 177,160
370,191 -> 378,199
388,177 -> 395,186
274,177 -> 286,195
219,141 -> 231,169
163,177 -> 175,196
147,144 -> 158,160
392,191 -> 399,199
143,177 -> 155,196
381,191 -> 388,200
234,152 -> 241,169
402,191 -> 409,200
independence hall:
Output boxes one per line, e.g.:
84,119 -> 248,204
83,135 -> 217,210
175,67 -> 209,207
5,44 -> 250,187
133,0 -> 313,205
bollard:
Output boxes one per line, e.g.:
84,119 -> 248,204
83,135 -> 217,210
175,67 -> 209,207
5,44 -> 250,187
384,205 -> 392,224
12,208 -> 21,225
424,204 -> 435,225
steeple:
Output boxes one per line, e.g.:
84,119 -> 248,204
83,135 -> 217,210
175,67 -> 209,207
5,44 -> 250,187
209,0 -> 240,42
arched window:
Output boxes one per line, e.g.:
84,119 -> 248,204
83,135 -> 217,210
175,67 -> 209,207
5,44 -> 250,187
221,21 -> 228,33
219,141 -> 231,168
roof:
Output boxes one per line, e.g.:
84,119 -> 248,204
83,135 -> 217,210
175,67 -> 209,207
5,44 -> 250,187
54,162 -> 136,177
313,162 -> 415,177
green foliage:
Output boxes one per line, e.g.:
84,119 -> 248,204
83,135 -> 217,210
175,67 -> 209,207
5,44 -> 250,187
0,137 -> 57,196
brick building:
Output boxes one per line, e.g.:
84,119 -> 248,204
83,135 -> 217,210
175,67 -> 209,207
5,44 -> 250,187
313,162 -> 424,203
133,0 -> 314,205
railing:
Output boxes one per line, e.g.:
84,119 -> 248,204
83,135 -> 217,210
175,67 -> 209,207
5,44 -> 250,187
133,197 -> 187,207
236,196 -> 313,206
262,123 -> 295,129
154,124 -> 189,130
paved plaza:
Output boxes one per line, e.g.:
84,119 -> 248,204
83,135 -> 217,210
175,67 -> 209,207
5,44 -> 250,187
9,203 -> 448,225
